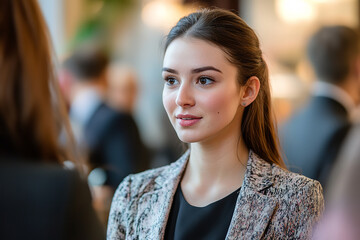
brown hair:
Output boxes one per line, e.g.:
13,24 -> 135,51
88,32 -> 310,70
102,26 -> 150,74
164,8 -> 285,168
63,47 -> 109,81
307,25 -> 360,84
0,0 -> 77,165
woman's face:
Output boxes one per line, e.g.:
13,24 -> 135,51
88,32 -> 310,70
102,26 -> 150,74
162,37 -> 244,144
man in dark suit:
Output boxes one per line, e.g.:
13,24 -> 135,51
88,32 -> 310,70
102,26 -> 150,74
64,47 -> 149,190
280,26 -> 360,188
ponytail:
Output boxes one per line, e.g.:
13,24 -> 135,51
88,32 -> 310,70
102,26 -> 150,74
241,59 -> 285,168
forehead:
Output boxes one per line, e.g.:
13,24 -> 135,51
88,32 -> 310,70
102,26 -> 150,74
163,37 -> 232,70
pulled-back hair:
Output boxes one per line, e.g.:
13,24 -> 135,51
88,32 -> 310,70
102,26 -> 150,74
0,0 -> 77,164
165,8 -> 285,168
307,25 -> 360,84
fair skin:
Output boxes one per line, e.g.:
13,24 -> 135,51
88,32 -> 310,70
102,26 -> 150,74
162,37 -> 260,207
107,65 -> 138,113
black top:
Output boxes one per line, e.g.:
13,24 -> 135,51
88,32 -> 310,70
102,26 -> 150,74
164,185 -> 240,240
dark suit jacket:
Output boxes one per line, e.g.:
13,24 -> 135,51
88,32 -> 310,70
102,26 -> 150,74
85,103 -> 149,189
0,159 -> 105,240
280,96 -> 351,188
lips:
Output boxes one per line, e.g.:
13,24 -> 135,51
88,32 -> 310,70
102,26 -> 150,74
176,114 -> 202,127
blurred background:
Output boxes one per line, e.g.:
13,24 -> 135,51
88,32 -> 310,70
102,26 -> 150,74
38,0 -> 359,157
35,0 -> 359,230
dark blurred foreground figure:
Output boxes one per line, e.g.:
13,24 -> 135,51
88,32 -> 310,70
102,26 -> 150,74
0,1 -> 104,239
313,123 -> 360,240
280,25 -> 360,188
63,48 -> 150,190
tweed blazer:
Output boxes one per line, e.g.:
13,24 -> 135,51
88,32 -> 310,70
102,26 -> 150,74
107,150 -> 324,239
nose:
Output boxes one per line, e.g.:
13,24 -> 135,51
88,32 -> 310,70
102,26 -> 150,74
175,83 -> 195,108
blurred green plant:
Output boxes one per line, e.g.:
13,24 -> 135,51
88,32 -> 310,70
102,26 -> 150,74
69,0 -> 136,52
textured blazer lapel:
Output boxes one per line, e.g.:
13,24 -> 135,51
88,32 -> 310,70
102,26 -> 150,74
226,189 -> 277,239
135,189 -> 175,239
135,150 -> 190,239
226,151 -> 278,239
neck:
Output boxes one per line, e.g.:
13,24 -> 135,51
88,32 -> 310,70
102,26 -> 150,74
180,135 -> 248,207
187,138 -> 248,185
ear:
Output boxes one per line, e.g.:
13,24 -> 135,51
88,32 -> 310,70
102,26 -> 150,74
240,76 -> 260,107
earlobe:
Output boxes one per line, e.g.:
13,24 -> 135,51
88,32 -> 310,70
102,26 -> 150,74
240,76 -> 260,107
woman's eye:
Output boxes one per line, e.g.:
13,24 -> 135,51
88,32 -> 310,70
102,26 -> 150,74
198,77 -> 214,85
165,77 -> 178,86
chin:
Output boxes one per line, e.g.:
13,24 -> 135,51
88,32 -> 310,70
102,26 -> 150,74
176,132 -> 205,143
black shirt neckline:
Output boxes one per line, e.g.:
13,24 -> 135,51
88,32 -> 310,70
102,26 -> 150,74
178,186 -> 241,208
164,184 -> 240,240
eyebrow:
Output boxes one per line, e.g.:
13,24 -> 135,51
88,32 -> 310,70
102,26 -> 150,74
162,68 -> 178,74
162,66 -> 222,74
192,66 -> 222,74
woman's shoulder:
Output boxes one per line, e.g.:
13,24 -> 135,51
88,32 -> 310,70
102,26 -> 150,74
0,159 -> 79,181
267,163 -> 323,206
113,152 -> 189,199
119,164 -> 171,191
272,163 -> 322,190
248,151 -> 323,195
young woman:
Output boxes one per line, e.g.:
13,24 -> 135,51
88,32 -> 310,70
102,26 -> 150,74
0,0 -> 104,239
107,8 -> 324,239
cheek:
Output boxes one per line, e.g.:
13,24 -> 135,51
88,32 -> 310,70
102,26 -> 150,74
202,91 -> 239,117
162,90 -> 175,116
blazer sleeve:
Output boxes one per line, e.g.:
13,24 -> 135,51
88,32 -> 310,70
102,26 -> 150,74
286,180 -> 324,239
107,175 -> 133,239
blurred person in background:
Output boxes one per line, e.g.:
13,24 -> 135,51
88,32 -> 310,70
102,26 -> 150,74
106,63 -> 138,114
313,123 -> 360,240
63,48 -> 150,193
0,0 -> 105,239
106,63 -> 184,168
280,26 -> 360,189
107,8 -> 323,239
